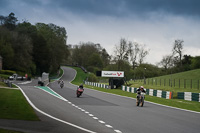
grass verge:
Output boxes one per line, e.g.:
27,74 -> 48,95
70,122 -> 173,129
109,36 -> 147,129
129,69 -> 200,94
70,66 -> 88,85
0,87 -> 39,121
69,66 -> 200,112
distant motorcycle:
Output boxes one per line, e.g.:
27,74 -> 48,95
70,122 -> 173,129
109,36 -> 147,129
76,87 -> 84,97
136,91 -> 145,107
60,82 -> 64,88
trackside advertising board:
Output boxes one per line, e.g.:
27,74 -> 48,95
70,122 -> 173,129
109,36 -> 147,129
102,71 -> 124,78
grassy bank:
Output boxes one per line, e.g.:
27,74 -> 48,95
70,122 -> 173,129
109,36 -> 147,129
70,66 -> 88,85
69,66 -> 200,112
0,87 -> 39,121
130,69 -> 200,93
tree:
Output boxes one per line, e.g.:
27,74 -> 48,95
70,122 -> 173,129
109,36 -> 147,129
173,39 -> 184,67
0,27 -> 14,69
159,54 -> 174,70
100,48 -> 110,67
11,32 -> 33,73
191,56 -> 200,69
114,38 -> 130,70
4,12 -> 18,30
129,41 -> 140,69
32,35 -> 51,74
70,42 -> 109,71
36,23 -> 69,73
114,38 -> 129,61
138,44 -> 149,65
87,53 -> 103,73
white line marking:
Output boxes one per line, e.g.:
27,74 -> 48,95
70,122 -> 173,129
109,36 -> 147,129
114,130 -> 122,133
89,114 -> 94,117
93,117 -> 98,120
99,120 -> 105,124
85,111 -> 89,114
15,84 -> 96,133
105,125 -> 113,128
18,81 -> 32,84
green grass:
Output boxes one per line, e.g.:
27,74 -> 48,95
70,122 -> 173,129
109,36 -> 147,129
0,81 -> 18,88
70,66 -> 88,85
0,88 -> 39,121
0,128 -> 24,133
69,66 -> 200,112
0,81 -> 7,87
0,74 -> 10,79
130,69 -> 200,93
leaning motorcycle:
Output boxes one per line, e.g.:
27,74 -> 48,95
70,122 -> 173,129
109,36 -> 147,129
60,83 -> 64,88
76,87 -> 84,97
136,91 -> 145,107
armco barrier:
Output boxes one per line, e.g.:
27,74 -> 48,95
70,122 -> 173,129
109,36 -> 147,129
122,86 -> 173,99
177,92 -> 200,102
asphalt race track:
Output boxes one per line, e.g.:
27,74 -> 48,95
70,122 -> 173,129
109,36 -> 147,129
1,66 -> 200,133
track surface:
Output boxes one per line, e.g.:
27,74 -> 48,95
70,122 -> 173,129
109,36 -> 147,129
1,66 -> 200,133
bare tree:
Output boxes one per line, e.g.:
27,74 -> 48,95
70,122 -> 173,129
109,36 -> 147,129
173,39 -> 184,67
138,44 -> 149,65
159,54 -> 174,70
114,38 -> 130,70
114,38 -> 129,61
128,41 -> 140,69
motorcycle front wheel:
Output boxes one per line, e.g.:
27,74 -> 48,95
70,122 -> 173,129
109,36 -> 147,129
136,98 -> 140,106
140,97 -> 144,107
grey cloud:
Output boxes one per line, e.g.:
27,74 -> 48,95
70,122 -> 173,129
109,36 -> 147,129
0,0 -> 9,9
3,0 -> 200,18
39,0 -> 200,17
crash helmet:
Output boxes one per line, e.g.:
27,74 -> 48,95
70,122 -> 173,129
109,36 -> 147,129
140,86 -> 144,90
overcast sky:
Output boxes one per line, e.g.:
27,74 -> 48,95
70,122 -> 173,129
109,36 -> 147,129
1,0 -> 200,65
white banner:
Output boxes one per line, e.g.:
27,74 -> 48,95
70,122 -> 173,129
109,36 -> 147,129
101,71 -> 124,77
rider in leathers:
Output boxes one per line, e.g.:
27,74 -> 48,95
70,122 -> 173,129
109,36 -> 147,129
136,86 -> 146,103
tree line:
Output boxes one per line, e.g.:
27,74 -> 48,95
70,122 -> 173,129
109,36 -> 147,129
0,13 -> 199,79
0,13 -> 69,76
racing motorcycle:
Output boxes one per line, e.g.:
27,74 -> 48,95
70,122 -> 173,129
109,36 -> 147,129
136,91 -> 145,107
60,82 -> 64,88
76,87 -> 84,97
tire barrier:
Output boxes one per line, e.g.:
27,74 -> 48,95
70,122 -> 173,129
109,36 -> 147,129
121,86 -> 173,99
177,92 -> 200,102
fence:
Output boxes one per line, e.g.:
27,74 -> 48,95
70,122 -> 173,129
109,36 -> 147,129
133,78 -> 200,89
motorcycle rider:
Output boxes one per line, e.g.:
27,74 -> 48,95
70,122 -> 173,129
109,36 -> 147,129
78,84 -> 84,89
60,80 -> 64,88
76,84 -> 84,97
136,86 -> 146,104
